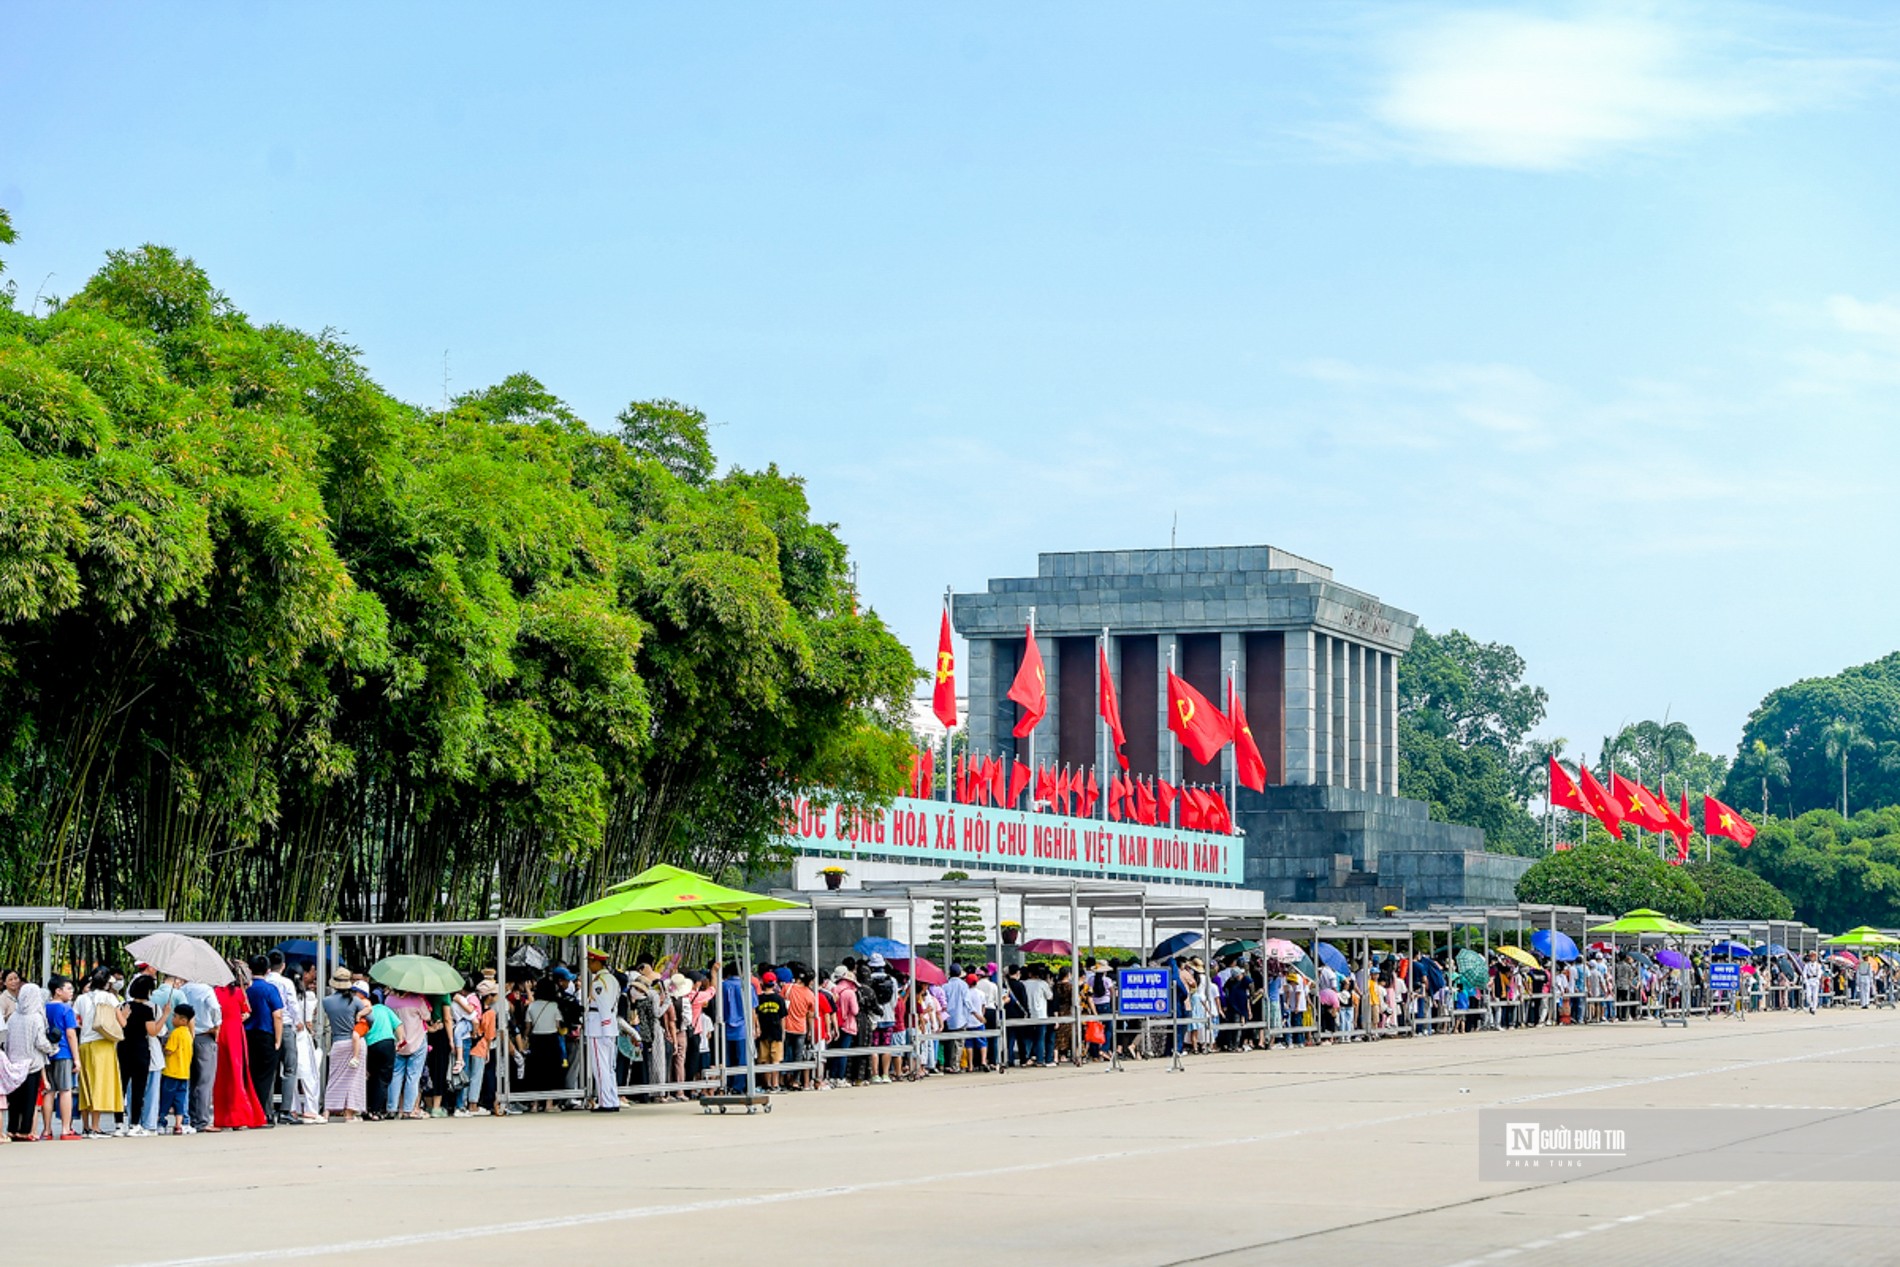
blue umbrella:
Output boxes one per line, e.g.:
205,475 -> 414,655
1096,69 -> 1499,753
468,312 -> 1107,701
1151,931 -> 1202,961
1758,943 -> 1791,957
1531,929 -> 1579,962
271,938 -> 320,966
1316,942 -> 1351,974
1412,957 -> 1446,991
853,936 -> 910,959
1710,941 -> 1753,958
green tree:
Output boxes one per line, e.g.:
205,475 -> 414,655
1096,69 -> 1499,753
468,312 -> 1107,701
1731,739 -> 1789,819
1726,653 -> 1900,817
1513,840 -> 1704,921
1682,858 -> 1793,921
1821,720 -> 1873,819
1728,807 -> 1900,931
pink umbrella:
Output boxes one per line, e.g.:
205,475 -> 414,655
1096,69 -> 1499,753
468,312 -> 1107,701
891,957 -> 947,986
1019,938 -> 1073,955
1262,938 -> 1305,963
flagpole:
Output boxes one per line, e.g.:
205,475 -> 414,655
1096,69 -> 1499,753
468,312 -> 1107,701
943,586 -> 954,805
1227,657 -> 1238,837
1100,627 -> 1110,823
1025,605 -> 1036,783
1168,642 -> 1178,828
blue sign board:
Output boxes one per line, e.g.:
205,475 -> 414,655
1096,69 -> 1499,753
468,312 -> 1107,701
1709,962 -> 1741,992
1117,967 -> 1173,1017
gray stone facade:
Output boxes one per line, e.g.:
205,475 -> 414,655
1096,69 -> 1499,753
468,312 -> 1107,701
950,546 -> 1532,912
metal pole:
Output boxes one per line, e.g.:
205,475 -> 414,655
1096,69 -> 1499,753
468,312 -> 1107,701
1069,885 -> 1081,1064
1167,643 -> 1177,827
1025,606 -> 1037,779
993,892 -> 1007,1075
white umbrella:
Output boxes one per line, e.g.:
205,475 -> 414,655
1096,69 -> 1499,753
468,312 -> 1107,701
124,933 -> 235,985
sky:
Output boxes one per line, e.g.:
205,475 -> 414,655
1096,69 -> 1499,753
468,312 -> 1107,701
4,2 -> 1899,766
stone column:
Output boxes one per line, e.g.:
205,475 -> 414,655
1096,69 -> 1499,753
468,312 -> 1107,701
1157,632 -> 1180,792
1331,636 -> 1349,789
1284,630 -> 1316,785
1349,642 -> 1366,792
1220,630 -> 1243,787
1314,634 -> 1332,785
967,637 -> 996,758
1391,650 -> 1401,795
1366,647 -> 1384,796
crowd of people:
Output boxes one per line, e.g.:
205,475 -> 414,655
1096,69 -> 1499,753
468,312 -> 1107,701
0,939 -> 1883,1140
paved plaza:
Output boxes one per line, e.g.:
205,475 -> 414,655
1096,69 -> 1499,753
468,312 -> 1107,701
13,1008 -> 1900,1267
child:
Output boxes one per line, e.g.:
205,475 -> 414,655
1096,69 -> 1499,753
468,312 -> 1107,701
161,1003 -> 197,1135
41,974 -> 80,1140
754,974 -> 787,1091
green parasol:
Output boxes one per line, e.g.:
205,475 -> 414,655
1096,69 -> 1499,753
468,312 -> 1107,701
1215,939 -> 1259,958
1453,947 -> 1487,990
368,954 -> 463,995
1823,926 -> 1900,948
1587,908 -> 1701,936
523,864 -> 804,937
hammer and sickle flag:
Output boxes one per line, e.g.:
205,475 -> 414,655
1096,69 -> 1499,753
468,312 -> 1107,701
932,608 -> 958,730
1166,670 -> 1232,766
1007,623 -> 1047,738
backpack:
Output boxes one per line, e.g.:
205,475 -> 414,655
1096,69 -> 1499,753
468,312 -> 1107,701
872,974 -> 896,1007
856,980 -> 881,1023
556,990 -> 583,1029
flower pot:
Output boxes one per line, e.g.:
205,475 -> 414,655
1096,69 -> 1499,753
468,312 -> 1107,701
823,871 -> 845,890
1002,927 -> 1020,945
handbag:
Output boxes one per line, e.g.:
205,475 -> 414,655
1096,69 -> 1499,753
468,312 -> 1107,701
1083,1021 -> 1105,1045
92,997 -> 124,1042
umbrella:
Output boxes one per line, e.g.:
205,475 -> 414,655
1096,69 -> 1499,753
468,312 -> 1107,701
1262,938 -> 1306,964
124,933 -> 234,986
1453,948 -> 1487,990
270,938 -> 320,966
368,954 -> 463,995
853,936 -> 910,959
890,957 -> 947,986
1019,938 -> 1073,955
1824,926 -> 1900,947
1588,941 -> 1616,953
1496,944 -> 1539,968
1709,940 -> 1754,958
1654,948 -> 1690,970
524,864 -> 803,936
1215,939 -> 1259,959
1828,951 -> 1860,967
1531,929 -> 1579,962
1316,942 -> 1351,974
1288,953 -> 1318,982
1589,908 -> 1701,936
1151,931 -> 1202,961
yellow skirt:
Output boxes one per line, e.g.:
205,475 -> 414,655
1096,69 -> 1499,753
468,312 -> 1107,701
78,1039 -> 123,1112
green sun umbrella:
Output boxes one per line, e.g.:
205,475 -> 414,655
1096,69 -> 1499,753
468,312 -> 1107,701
1588,908 -> 1701,936
1215,939 -> 1259,958
368,954 -> 464,995
524,864 -> 803,937
1823,926 -> 1900,947
1453,947 -> 1487,990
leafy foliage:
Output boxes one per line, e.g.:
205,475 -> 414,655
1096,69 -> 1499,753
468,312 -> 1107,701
1514,840 -> 1705,921
1725,653 -> 1900,818
0,226 -> 914,933
1399,626 -> 1547,855
1728,808 -> 1900,932
1682,858 -> 1793,922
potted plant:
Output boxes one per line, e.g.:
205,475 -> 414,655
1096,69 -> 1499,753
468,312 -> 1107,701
1001,919 -> 1022,945
819,865 -> 848,890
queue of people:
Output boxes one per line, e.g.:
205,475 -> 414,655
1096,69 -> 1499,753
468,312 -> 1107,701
0,939 -> 1882,1139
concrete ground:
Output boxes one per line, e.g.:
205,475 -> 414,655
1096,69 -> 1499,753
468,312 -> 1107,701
11,1007 -> 1900,1267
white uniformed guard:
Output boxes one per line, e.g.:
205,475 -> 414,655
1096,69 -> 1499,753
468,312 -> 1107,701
1801,952 -> 1823,1014
586,948 -> 622,1110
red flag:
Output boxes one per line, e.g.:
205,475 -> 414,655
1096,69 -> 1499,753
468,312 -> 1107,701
1612,774 -> 1672,834
1081,768 -> 1099,817
1099,644 -> 1129,771
1135,779 -> 1157,826
1008,760 -> 1030,809
931,607 -> 958,730
1578,764 -> 1623,839
1035,765 -> 1055,811
1107,775 -> 1125,821
920,755 -> 933,801
1704,794 -> 1757,847
1210,790 -> 1232,833
1674,791 -> 1693,864
954,753 -> 968,803
1052,766 -> 1070,815
989,756 -> 1007,807
1007,625 -> 1046,738
1548,757 -> 1589,815
1230,680 -> 1267,793
1166,671 -> 1232,765
1157,779 -> 1178,827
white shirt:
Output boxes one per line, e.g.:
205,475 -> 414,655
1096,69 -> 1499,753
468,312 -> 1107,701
266,972 -> 300,1030
585,969 -> 621,1037
1022,978 -> 1051,1019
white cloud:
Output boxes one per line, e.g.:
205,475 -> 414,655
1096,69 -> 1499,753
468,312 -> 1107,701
1357,7 -> 1874,170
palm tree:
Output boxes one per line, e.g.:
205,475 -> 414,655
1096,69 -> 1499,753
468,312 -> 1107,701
1821,720 -> 1873,818
1735,739 -> 1789,818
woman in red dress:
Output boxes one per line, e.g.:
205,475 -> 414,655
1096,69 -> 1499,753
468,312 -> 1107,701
213,958 -> 268,1130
